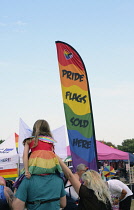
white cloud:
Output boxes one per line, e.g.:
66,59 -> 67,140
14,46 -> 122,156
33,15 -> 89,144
0,22 -> 6,26
2,16 -> 9,18
93,82 -> 134,98
13,29 -> 26,33
14,20 -> 27,26
0,61 -> 9,66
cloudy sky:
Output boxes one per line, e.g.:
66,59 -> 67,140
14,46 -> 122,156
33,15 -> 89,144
0,0 -> 133,146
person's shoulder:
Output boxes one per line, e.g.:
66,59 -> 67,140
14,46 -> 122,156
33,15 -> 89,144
4,186 -> 14,195
74,173 -> 79,180
79,185 -> 94,199
109,179 -> 123,185
108,179 -> 118,184
80,184 -> 93,193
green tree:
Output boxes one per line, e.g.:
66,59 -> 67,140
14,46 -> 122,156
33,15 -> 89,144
117,139 -> 134,153
99,140 -> 116,148
0,139 -> 4,144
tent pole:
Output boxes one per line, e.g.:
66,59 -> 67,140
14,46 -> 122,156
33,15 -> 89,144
128,159 -> 132,191
17,154 -> 20,177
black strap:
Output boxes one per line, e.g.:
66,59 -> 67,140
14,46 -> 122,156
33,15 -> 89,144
27,198 -> 60,205
65,184 -> 72,189
64,184 -> 73,198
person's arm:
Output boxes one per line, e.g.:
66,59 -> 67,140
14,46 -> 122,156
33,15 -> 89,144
74,173 -> 80,181
4,187 -> 15,209
57,155 -> 81,195
113,189 -> 127,205
12,198 -> 25,210
23,142 -> 31,178
60,195 -> 66,208
118,189 -> 127,202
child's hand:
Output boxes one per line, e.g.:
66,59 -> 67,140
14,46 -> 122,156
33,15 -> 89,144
25,171 -> 31,179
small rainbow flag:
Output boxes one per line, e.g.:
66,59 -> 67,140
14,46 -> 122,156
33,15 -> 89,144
15,133 -> 19,153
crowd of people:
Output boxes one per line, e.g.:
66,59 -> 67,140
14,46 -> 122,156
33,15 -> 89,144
0,119 -> 133,210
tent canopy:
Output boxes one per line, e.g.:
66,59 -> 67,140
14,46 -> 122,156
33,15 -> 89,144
67,140 -> 129,160
96,141 -> 129,160
0,133 -> 18,160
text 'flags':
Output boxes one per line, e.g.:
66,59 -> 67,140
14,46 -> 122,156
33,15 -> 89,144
55,41 -> 98,171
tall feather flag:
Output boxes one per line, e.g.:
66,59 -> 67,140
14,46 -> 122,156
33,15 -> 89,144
55,41 -> 98,171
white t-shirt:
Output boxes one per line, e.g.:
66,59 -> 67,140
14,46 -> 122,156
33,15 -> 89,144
107,179 -> 133,201
65,180 -> 79,201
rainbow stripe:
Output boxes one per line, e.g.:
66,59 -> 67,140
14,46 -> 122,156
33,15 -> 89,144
0,168 -> 18,180
29,136 -> 57,144
38,136 -> 57,144
56,41 -> 98,171
64,49 -> 73,60
28,150 -> 62,174
15,133 -> 19,153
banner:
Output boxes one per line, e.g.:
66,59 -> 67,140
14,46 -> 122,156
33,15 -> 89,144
0,166 -> 18,180
0,133 -> 19,180
55,41 -> 98,171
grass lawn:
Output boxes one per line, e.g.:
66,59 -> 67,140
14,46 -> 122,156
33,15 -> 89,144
131,199 -> 134,210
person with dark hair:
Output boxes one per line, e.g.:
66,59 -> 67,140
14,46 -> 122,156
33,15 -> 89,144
0,176 -> 14,210
107,179 -> 133,210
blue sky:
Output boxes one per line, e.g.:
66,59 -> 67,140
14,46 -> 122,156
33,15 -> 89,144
0,0 -> 133,146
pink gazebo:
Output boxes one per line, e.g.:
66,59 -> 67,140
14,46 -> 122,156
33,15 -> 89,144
67,140 -> 129,160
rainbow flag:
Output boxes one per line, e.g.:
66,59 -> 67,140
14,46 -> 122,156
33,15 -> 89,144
55,41 -> 98,171
15,133 -> 19,153
0,168 -> 18,180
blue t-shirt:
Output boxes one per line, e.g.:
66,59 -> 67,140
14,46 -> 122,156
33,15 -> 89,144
15,174 -> 66,210
0,185 -> 10,210
0,185 -> 6,201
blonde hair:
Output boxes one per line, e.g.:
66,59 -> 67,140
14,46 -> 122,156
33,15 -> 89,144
31,119 -> 53,147
81,170 -> 112,204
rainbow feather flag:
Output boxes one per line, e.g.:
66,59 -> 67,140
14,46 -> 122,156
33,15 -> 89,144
55,41 -> 98,171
